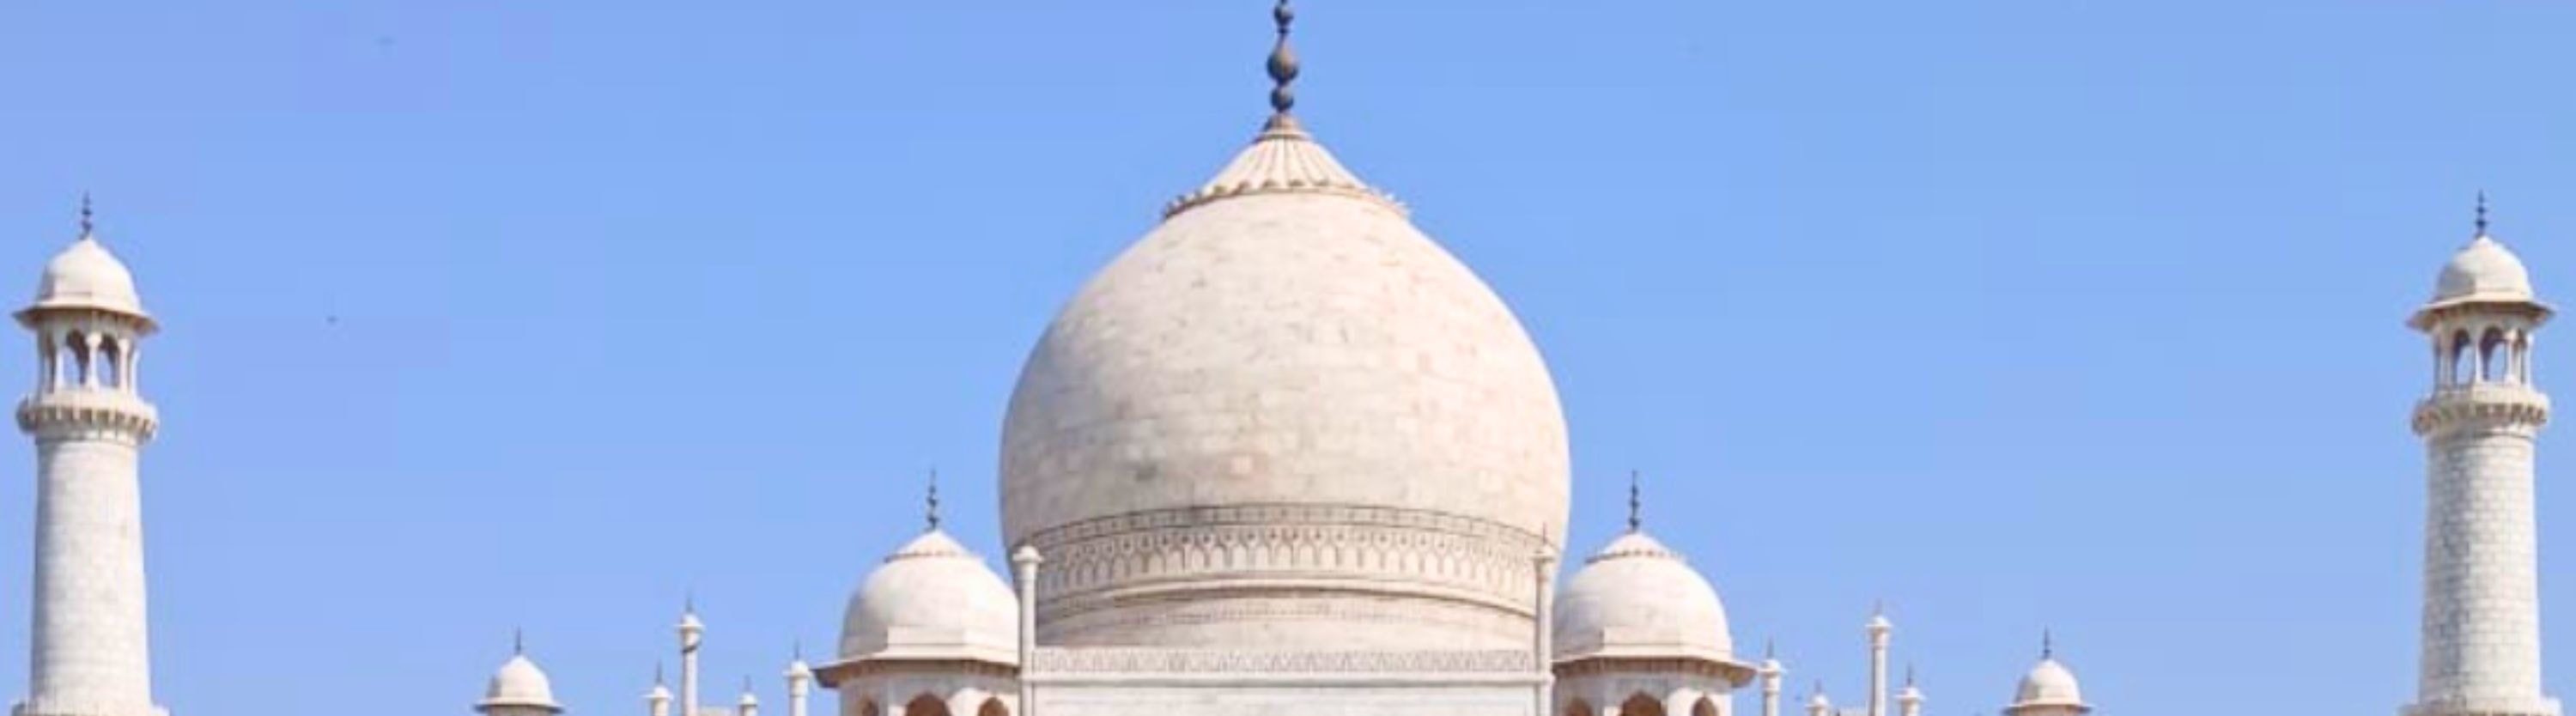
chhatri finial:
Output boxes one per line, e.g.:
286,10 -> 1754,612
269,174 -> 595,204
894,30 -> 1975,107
2040,628 -> 2054,659
513,627 -> 526,655
1265,0 -> 1301,125
925,468 -> 942,532
1626,470 -> 1643,532
1905,664 -> 1917,688
76,192 -> 94,240
1765,637 -> 1777,660
655,661 -> 667,686
2473,189 -> 2494,237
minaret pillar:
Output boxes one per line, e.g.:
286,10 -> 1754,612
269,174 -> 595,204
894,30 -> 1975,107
1534,543 -> 1558,716
14,204 -> 166,716
2406,205 -> 2561,716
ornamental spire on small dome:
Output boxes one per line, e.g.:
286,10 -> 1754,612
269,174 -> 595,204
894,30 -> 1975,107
2040,628 -> 2054,659
1626,470 -> 1643,532
2476,190 -> 2492,238
925,468 -> 942,532
1265,0 -> 1300,130
514,627 -> 526,655
76,192 -> 94,241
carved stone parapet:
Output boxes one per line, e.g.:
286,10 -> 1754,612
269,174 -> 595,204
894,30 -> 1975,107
16,391 -> 157,443
2415,385 -> 2550,437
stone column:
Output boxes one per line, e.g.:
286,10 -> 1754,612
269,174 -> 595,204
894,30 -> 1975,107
1012,545 -> 1043,716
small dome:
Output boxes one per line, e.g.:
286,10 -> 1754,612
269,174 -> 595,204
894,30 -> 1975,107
2433,235 -> 2537,306
837,530 -> 1019,664
480,655 -> 564,713
2008,658 -> 2089,713
1552,531 -> 1739,666
26,237 -> 148,321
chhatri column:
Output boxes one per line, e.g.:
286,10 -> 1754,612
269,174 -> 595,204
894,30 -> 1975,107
2406,197 -> 2561,716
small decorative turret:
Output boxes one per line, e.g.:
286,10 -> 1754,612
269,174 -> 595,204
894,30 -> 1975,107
1759,640 -> 1786,716
1868,604 -> 1893,716
1897,666 -> 1923,716
782,645 -> 811,716
646,664 -> 672,716
477,634 -> 565,716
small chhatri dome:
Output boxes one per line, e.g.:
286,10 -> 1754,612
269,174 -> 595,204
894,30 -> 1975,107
480,653 -> 566,714
1552,529 -> 1745,677
836,529 -> 1019,665
24,196 -> 149,326
2421,194 -> 2549,318
2006,647 -> 2090,715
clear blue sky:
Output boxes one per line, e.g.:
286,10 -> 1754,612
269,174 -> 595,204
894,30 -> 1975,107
1,3 -> 2571,715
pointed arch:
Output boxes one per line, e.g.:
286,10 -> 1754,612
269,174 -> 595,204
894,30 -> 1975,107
1621,693 -> 1668,716
1692,696 -> 1722,716
904,694 -> 951,716
976,698 -> 1008,716
1565,698 -> 1596,716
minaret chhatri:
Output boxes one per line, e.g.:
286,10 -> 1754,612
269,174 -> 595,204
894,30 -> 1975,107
2407,195 -> 2561,716
14,197 -> 166,716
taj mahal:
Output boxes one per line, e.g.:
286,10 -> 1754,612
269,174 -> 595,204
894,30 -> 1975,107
2,4 -> 2564,716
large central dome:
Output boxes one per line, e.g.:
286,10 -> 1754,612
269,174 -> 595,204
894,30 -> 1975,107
998,102 -> 1570,648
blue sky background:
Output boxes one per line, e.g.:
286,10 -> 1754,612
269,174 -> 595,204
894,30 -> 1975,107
2,2 -> 2573,715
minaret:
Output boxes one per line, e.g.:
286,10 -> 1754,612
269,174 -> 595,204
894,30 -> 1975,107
647,664 -> 672,716
782,647 -> 811,716
2407,196 -> 2561,716
1867,605 -> 1892,716
678,602 -> 705,716
15,197 -> 166,716
1759,641 -> 1785,716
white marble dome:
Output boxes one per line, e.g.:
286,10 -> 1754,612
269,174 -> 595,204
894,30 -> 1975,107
838,530 -> 1019,664
2007,658 -> 2089,714
998,118 -> 1570,648
1552,531 -> 1738,664
479,654 -> 563,713
2432,235 -> 2537,306
25,236 -> 147,320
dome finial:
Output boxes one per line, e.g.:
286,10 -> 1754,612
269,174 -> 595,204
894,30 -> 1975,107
2473,188 -> 2494,238
2040,628 -> 2054,659
656,661 -> 666,686
1765,637 -> 1777,659
1626,470 -> 1643,532
76,192 -> 94,240
925,467 -> 942,532
1264,0 -> 1301,127
513,627 -> 526,655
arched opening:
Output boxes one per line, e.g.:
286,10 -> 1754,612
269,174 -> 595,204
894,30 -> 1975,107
975,698 -> 1008,716
904,694 -> 951,716
2484,327 -> 2512,382
62,331 -> 88,386
1565,699 -> 1595,716
854,701 -> 880,716
1621,694 -> 1668,716
1693,697 -> 1721,716
96,337 -> 121,389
